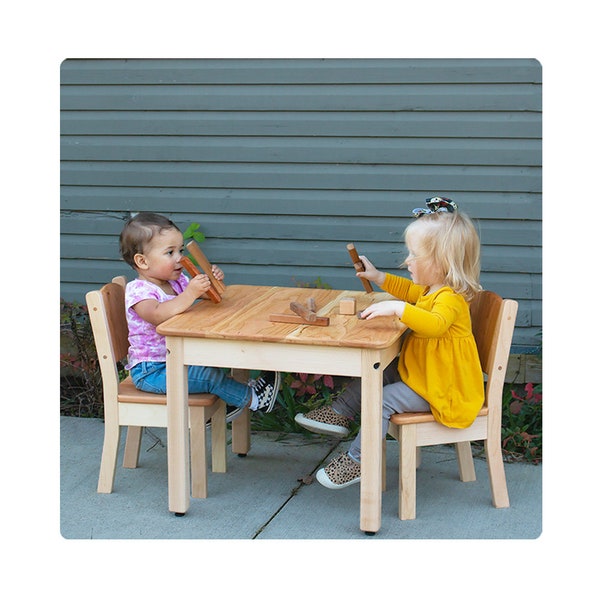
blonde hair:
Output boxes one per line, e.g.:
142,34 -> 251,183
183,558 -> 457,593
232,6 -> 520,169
404,211 -> 482,301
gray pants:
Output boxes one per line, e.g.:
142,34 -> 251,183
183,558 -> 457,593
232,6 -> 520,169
332,358 -> 430,461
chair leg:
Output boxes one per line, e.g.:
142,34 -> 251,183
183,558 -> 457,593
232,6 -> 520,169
97,420 -> 121,494
211,400 -> 227,473
123,426 -> 143,468
231,406 -> 251,456
485,438 -> 510,508
455,441 -> 476,482
399,424 -> 417,520
190,407 -> 209,499
381,437 -> 387,492
230,369 -> 252,456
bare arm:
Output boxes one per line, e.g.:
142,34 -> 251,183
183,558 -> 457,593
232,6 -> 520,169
133,274 -> 212,326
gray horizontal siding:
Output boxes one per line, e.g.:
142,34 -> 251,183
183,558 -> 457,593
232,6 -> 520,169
61,188 -> 541,219
60,58 -> 541,84
62,136 -> 541,165
60,58 -> 542,348
61,163 -> 540,192
61,111 -> 541,138
61,83 -> 540,111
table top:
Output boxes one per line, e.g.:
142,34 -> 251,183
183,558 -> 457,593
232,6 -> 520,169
157,284 -> 406,349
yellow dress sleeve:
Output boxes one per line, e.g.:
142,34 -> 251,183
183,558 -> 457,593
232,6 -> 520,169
381,273 -> 425,303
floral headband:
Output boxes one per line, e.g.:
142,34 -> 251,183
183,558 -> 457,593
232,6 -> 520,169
412,196 -> 458,218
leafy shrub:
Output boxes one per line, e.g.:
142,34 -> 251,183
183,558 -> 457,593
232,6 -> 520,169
251,372 -> 354,435
60,299 -> 104,418
501,382 -> 542,463
292,276 -> 332,289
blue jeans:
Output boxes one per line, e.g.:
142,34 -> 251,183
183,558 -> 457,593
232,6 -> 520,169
130,362 -> 251,408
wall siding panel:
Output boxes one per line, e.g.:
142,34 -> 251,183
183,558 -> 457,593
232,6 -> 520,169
60,58 -> 542,348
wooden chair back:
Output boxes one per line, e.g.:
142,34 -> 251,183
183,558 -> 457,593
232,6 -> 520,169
470,291 -> 519,414
87,277 -> 129,400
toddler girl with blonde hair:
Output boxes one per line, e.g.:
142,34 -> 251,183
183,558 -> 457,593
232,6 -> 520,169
295,198 -> 485,489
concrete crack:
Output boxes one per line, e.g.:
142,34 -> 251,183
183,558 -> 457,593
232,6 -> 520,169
252,440 -> 341,538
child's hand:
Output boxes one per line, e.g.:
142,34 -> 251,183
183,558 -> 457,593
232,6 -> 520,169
186,274 -> 213,299
357,255 -> 386,287
360,300 -> 405,320
211,264 -> 225,282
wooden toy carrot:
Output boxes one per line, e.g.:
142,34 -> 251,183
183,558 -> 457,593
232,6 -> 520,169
186,241 -> 226,294
180,256 -> 221,303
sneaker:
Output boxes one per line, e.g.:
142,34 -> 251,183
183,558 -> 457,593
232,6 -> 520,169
316,452 -> 361,489
295,405 -> 351,437
251,371 -> 281,412
225,403 -> 246,423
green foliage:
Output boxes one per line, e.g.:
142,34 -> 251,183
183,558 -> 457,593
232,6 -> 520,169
182,222 -> 205,244
251,373 -> 355,435
292,276 -> 332,289
60,299 -> 104,418
501,382 -> 542,463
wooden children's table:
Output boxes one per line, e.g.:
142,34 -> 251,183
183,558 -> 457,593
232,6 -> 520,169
157,284 -> 406,534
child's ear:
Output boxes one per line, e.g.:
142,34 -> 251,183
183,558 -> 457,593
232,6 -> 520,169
133,253 -> 149,270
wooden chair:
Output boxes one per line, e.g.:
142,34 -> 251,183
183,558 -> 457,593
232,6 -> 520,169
386,290 -> 518,520
86,276 -> 228,499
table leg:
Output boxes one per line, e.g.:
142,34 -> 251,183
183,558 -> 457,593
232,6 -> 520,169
166,336 -> 191,515
359,349 -> 383,534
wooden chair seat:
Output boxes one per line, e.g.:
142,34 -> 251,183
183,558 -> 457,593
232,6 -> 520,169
117,376 -> 219,406
390,407 -> 488,426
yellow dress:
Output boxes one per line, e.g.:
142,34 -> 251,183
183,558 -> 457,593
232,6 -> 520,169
382,273 -> 484,428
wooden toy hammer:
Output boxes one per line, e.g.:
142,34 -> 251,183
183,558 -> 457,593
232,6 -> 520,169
347,243 -> 374,293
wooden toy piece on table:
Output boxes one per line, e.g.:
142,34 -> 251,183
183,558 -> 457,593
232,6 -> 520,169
339,297 -> 357,315
346,243 -> 374,293
269,298 -> 330,327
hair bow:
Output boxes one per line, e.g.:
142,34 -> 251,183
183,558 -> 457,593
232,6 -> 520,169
412,196 -> 458,218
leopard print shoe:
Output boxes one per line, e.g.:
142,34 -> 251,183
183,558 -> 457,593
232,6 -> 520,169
294,405 -> 351,437
316,452 -> 361,489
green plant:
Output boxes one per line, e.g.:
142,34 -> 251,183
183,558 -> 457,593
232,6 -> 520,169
60,299 -> 104,418
501,382 -> 542,463
251,372 -> 353,434
292,276 -> 332,289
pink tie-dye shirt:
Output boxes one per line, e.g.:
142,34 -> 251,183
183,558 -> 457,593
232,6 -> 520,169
124,273 -> 189,369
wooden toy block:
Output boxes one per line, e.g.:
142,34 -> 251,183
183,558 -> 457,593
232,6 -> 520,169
290,301 -> 317,322
339,297 -> 356,315
270,297 -> 328,326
